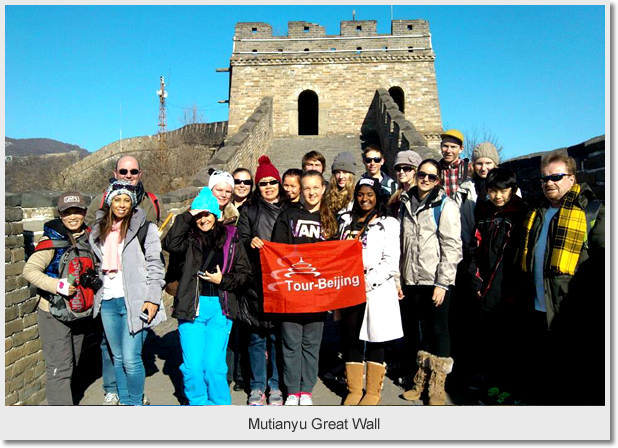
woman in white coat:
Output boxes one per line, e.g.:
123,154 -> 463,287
337,177 -> 402,405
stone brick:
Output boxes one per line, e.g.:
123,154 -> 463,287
12,353 -> 39,377
5,287 -> 30,307
5,392 -> 18,406
5,344 -> 28,366
9,374 -> 25,392
6,337 -> 13,352
18,297 -> 39,316
11,247 -> 25,263
33,362 -> 46,379
5,262 -> 26,278
5,319 -> 24,337
10,222 -> 23,235
22,313 -> 38,328
5,235 -> 24,249
5,193 -> 22,207
5,277 -> 18,292
23,389 -> 46,406
5,306 -> 19,323
5,249 -> 11,263
585,153 -> 605,170
18,382 -> 42,404
576,172 -> 596,185
12,326 -> 39,347
5,208 -> 23,222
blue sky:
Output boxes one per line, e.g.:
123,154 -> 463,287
5,5 -> 605,160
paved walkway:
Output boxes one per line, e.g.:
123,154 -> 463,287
77,308 -> 475,406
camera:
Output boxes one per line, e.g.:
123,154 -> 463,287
80,268 -> 103,292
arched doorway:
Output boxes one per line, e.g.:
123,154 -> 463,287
298,90 -> 318,135
389,87 -> 405,114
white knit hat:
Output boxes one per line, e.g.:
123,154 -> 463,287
208,169 -> 234,190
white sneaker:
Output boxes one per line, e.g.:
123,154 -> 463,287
284,395 -> 299,406
299,394 -> 313,406
103,392 -> 119,405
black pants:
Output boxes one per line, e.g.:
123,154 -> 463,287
402,285 -> 451,357
226,320 -> 249,385
339,302 -> 385,364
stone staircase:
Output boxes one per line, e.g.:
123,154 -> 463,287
268,134 -> 365,180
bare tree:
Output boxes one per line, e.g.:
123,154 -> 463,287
458,124 -> 505,161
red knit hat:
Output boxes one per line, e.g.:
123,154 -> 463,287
255,155 -> 281,183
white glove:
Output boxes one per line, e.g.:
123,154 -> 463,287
56,278 -> 71,296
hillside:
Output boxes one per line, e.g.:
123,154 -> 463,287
5,137 -> 89,157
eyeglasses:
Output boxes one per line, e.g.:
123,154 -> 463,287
395,165 -> 414,173
417,171 -> 439,182
540,173 -> 571,183
234,179 -> 252,186
117,168 -> 140,176
364,157 -> 382,164
258,180 -> 279,187
111,183 -> 137,191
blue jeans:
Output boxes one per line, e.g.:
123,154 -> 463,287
178,296 -> 232,405
100,298 -> 146,406
100,329 -> 117,395
248,328 -> 280,392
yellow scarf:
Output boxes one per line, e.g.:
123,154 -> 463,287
520,184 -> 587,276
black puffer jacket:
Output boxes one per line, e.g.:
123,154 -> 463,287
468,195 -> 528,312
162,211 -> 252,322
236,198 -> 285,328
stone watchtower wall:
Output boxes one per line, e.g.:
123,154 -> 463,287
228,20 -> 442,144
5,195 -> 47,405
369,88 -> 441,178
501,135 -> 605,203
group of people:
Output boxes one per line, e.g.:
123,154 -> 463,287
23,127 -> 605,407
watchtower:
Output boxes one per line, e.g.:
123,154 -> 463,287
227,19 -> 443,146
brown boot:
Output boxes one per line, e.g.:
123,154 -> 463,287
358,362 -> 386,406
343,362 -> 365,405
402,351 -> 432,401
428,355 -> 454,406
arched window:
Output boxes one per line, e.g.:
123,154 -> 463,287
389,86 -> 405,114
298,90 -> 319,135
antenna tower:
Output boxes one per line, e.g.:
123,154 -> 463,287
156,76 -> 168,166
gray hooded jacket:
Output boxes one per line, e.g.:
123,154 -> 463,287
89,207 -> 166,334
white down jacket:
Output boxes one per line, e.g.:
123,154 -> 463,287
399,187 -> 462,288
338,213 -> 403,343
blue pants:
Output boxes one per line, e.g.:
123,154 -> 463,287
100,298 -> 146,406
248,328 -> 281,392
100,327 -> 117,395
178,296 -> 232,405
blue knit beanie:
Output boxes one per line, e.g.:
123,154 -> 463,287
191,187 -> 221,218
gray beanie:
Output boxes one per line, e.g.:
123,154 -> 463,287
331,151 -> 357,174
472,142 -> 500,165
394,150 -> 422,168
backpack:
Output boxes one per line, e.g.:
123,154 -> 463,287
101,191 -> 161,222
35,234 -> 98,322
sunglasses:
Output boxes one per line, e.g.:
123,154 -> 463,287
364,157 -> 382,164
234,179 -> 252,186
117,168 -> 140,175
111,183 -> 137,191
417,171 -> 439,182
395,165 -> 414,173
258,180 -> 279,187
540,173 -> 571,183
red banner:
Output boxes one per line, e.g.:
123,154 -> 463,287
260,240 -> 366,314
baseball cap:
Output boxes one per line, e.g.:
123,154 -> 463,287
57,191 -> 87,212
440,129 -> 464,146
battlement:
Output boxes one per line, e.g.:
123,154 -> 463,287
232,19 -> 432,58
